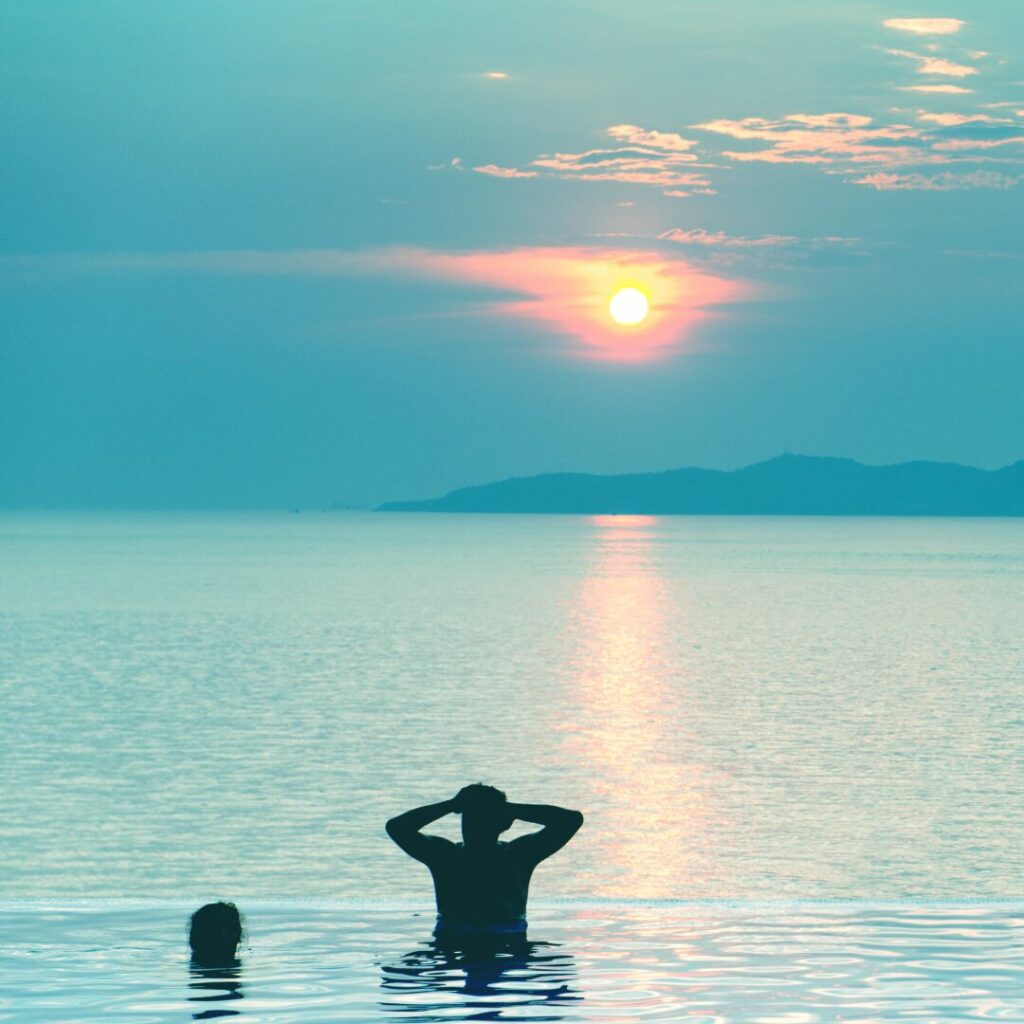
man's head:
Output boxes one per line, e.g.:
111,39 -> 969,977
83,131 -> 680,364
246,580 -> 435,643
455,783 -> 513,846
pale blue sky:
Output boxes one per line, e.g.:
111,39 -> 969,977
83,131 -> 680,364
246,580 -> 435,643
2,1 -> 1022,507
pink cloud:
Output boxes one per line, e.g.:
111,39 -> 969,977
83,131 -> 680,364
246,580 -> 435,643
721,150 -> 833,164
917,112 -> 1008,126
659,228 -> 799,247
468,124 -> 710,191
917,56 -> 978,77
854,170 -> 1019,190
886,49 -> 978,77
883,18 -> 964,35
605,124 -> 699,152
696,113 -> 925,166
529,148 -> 712,187
900,84 -> 973,93
467,11 -> 1013,202
472,164 -> 539,178
931,135 -> 1024,151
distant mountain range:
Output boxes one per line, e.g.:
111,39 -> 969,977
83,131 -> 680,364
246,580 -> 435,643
379,455 -> 1024,516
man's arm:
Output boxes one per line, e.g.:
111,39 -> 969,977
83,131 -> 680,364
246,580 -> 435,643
505,803 -> 584,864
385,798 -> 457,864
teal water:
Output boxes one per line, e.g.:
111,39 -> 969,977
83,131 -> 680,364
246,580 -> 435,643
2,901 -> 1023,1022
3,513 -> 1024,1020
1,512 -> 1022,901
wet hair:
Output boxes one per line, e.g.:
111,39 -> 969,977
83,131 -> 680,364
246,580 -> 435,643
457,783 -> 508,811
188,902 -> 243,963
458,783 -> 513,835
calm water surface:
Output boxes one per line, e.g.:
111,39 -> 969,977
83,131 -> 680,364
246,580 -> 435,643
2,901 -> 1023,1022
1,512 -> 1023,899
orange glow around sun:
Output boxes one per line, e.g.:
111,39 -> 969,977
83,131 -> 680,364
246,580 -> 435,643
338,244 -> 754,362
381,246 -> 752,363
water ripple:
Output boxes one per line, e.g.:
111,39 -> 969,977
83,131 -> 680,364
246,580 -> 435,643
2,902 -> 1024,1022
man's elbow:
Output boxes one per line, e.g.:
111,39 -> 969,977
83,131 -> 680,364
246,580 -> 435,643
385,817 -> 403,839
566,809 -> 584,834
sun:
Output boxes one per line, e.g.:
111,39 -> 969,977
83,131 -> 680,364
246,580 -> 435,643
609,287 -> 650,326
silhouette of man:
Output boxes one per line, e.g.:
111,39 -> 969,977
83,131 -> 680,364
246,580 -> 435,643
386,784 -> 583,935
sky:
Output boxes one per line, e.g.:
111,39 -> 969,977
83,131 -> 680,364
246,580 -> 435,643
2,0 -> 1023,508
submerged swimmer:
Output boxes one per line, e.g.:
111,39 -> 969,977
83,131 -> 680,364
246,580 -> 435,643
386,784 -> 583,935
188,901 -> 243,966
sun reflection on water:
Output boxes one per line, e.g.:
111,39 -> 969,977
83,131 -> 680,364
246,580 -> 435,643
563,515 -> 724,897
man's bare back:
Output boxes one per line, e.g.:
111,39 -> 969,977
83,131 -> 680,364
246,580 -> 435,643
386,784 -> 584,933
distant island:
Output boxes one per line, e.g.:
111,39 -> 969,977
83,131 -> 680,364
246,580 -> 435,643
379,455 -> 1024,516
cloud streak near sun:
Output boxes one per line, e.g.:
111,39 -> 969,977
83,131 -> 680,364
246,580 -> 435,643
13,247 -> 753,363
410,246 -> 750,361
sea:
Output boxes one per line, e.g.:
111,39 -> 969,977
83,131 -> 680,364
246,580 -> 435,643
1,511 -> 1023,1020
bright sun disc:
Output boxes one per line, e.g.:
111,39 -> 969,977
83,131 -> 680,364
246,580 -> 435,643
609,287 -> 649,325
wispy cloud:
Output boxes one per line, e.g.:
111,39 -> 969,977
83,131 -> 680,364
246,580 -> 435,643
692,94 -> 1024,185
469,124 -> 715,195
659,228 -> 799,248
900,83 -> 973,93
695,112 -> 927,167
605,124 -> 700,152
467,16 -> 1015,197
655,228 -> 868,268
917,111 -> 1008,126
7,248 -> 753,363
883,18 -> 964,36
885,49 -> 978,78
427,157 -> 463,172
854,170 -> 1019,190
473,164 -> 539,179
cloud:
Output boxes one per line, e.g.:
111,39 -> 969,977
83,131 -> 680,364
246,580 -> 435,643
482,71 -> 508,79
468,19 -> 1013,200
886,49 -> 978,78
659,228 -> 799,248
883,18 -> 964,36
917,112 -> 1008,126
427,157 -> 463,171
931,135 -> 1024,151
854,170 -> 1019,190
655,228 -> 868,268
663,187 -> 717,197
693,99 -> 1024,181
472,164 -> 539,178
529,148 -> 712,187
11,247 -> 753,363
605,124 -> 699,152
695,112 -> 926,167
900,84 -> 973,93
467,124 -> 713,191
